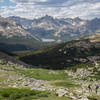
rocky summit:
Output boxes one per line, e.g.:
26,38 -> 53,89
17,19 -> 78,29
0,16 -> 30,37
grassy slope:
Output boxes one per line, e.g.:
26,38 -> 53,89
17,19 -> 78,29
0,36 -> 43,52
0,88 -> 71,100
0,64 -> 74,100
0,88 -> 50,100
0,60 -> 100,100
0,36 -> 54,53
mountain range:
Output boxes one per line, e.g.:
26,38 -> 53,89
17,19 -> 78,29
9,15 -> 100,42
1,15 -> 100,52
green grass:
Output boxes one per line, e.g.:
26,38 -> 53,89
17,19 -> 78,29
0,65 -> 72,100
52,81 -> 80,88
0,87 -> 72,100
13,67 -> 72,81
15,44 -> 58,58
0,88 -> 50,100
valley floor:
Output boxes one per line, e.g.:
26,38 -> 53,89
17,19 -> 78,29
0,62 -> 100,100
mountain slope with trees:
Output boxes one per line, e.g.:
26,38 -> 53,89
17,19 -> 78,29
19,34 -> 100,69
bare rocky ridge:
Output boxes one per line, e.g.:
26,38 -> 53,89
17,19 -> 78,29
0,17 -> 30,37
9,16 -> 100,42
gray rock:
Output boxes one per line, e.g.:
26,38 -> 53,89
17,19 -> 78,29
56,88 -> 68,97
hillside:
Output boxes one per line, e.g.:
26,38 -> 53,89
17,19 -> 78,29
19,34 -> 100,69
0,16 -> 47,52
0,51 -> 32,68
0,51 -> 100,100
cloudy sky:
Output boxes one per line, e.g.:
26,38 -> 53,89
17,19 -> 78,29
0,0 -> 100,19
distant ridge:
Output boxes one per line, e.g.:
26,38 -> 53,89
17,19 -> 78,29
9,15 -> 100,42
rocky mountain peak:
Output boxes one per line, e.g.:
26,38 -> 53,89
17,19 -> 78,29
0,17 -> 31,37
74,17 -> 82,21
41,15 -> 54,20
8,15 -> 100,42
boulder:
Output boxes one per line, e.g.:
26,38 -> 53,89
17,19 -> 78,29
56,88 -> 68,97
80,96 -> 89,100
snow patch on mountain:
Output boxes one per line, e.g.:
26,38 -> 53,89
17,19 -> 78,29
42,38 -> 55,42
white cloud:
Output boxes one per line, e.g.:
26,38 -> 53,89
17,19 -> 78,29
0,0 -> 100,19
10,0 -> 48,4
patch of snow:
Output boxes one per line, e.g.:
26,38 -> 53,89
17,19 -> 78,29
42,38 -> 55,42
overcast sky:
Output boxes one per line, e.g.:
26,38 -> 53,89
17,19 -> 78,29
0,0 -> 100,19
